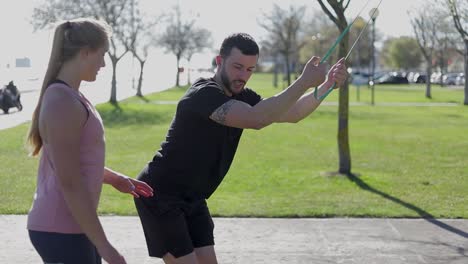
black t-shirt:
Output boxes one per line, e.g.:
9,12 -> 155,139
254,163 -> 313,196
146,77 -> 262,200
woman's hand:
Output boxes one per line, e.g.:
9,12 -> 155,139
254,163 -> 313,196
111,175 -> 154,198
104,168 -> 154,198
97,241 -> 127,264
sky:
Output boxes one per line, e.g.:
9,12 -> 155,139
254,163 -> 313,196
143,0 -> 421,62
0,0 -> 422,90
0,0 -> 420,65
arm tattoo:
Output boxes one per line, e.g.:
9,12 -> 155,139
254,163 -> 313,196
211,100 -> 236,125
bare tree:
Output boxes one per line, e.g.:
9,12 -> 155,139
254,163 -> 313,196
259,40 -> 282,88
32,0 -> 131,104
158,5 -> 209,87
124,0 -> 161,97
317,0 -> 352,175
410,6 -> 437,98
300,12 -> 339,72
445,0 -> 468,104
258,4 -> 306,86
303,13 -> 371,72
184,28 -> 213,85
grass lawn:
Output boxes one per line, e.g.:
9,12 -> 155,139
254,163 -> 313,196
1,73 -> 467,218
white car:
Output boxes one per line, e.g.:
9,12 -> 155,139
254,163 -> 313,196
456,73 -> 465,86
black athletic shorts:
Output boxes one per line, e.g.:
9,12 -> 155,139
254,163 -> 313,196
29,230 -> 101,264
134,192 -> 215,258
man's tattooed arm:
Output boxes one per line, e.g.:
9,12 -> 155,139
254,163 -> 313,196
210,100 -> 236,125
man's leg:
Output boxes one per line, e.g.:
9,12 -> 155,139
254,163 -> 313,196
134,195 -> 196,260
195,245 -> 217,264
162,252 -> 198,264
161,246 -> 217,264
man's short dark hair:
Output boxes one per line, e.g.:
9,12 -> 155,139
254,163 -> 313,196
220,33 -> 259,58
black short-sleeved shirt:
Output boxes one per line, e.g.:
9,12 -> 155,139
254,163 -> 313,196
146,77 -> 262,200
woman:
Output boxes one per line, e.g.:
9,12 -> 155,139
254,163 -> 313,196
26,18 -> 153,264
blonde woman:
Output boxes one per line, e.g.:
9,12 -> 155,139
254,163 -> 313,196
26,18 -> 153,264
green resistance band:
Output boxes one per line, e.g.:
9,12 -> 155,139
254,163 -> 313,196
313,22 -> 353,100
313,0 -> 383,101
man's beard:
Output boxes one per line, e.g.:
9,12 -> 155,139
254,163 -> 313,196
220,64 -> 245,95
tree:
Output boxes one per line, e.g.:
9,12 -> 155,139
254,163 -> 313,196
184,28 -> 212,85
410,6 -> 437,98
317,0 -> 352,175
430,6 -> 460,87
158,5 -> 210,87
348,16 -> 373,69
302,14 -> 372,71
258,4 -> 306,86
258,40 -> 280,87
381,37 -> 422,71
124,0 -> 161,97
445,0 -> 468,104
32,0 -> 131,104
300,11 -> 339,69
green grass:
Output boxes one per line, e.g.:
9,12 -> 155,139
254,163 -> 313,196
1,73 -> 467,218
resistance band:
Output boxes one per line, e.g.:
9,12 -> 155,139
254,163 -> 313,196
314,0 -> 384,100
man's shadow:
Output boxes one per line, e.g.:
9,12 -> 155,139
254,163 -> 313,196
345,173 -> 468,239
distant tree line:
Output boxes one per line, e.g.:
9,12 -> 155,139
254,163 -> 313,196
32,0 -> 213,103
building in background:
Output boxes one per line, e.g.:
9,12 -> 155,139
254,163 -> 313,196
15,57 -> 31,68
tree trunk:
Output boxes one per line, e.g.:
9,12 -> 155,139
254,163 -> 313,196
338,33 -> 351,175
316,0 -> 352,175
110,57 -> 118,104
439,51 -> 445,87
464,40 -> 468,105
176,55 -> 181,87
285,53 -> 291,86
273,55 -> 278,88
136,60 -> 145,97
425,55 -> 432,99
187,59 -> 192,86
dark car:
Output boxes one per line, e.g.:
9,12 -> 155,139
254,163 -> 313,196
375,73 -> 409,84
413,73 -> 427,83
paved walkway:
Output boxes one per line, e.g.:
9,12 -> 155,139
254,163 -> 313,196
1,215 -> 467,264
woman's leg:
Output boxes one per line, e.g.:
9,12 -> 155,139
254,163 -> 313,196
28,230 -> 101,264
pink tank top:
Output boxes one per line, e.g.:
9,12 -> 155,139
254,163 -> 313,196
27,82 -> 106,234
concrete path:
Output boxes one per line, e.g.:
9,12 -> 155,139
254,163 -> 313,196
1,215 -> 467,264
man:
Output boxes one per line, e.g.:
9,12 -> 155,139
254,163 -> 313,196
135,33 -> 348,264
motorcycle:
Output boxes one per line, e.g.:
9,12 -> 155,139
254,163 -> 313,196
0,81 -> 23,114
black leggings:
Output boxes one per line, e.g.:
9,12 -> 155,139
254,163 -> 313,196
29,230 -> 101,264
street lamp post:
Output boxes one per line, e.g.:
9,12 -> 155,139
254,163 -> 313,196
312,33 -> 323,58
369,8 -> 379,106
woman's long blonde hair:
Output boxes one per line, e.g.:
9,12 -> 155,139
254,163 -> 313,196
27,18 -> 111,156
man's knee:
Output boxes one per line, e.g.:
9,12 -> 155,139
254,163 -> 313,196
163,251 -> 198,264
195,246 -> 217,264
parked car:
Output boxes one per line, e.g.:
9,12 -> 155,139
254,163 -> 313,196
375,72 -> 409,84
412,73 -> 428,83
443,73 -> 463,85
456,73 -> 465,86
430,72 -> 442,84
349,72 -> 370,85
